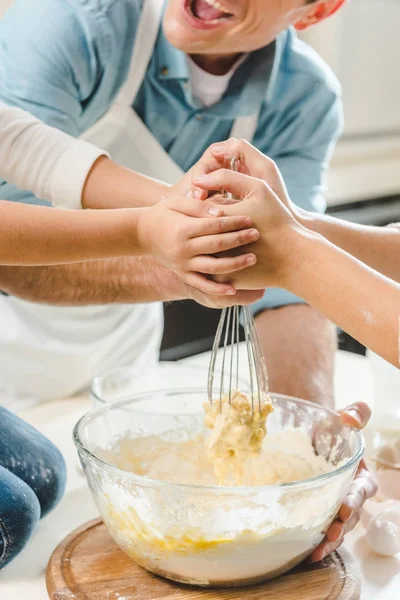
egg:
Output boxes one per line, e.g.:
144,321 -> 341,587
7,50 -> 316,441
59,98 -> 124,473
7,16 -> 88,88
366,504 -> 400,556
361,496 -> 393,528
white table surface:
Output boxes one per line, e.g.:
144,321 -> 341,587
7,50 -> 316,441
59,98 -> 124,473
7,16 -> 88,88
1,349 -> 399,599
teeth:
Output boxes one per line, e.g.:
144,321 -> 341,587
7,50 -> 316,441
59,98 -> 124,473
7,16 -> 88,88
204,0 -> 231,15
188,0 -> 232,19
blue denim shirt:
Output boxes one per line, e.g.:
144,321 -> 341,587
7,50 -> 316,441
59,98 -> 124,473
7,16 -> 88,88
0,0 -> 343,311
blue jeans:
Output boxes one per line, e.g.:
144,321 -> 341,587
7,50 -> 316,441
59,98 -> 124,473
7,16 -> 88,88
0,407 -> 66,569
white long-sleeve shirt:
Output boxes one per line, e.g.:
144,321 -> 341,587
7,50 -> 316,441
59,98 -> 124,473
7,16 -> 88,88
0,103 -> 109,209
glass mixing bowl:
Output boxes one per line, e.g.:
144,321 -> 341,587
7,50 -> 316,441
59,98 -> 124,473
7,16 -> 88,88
74,390 -> 364,588
90,363 -> 249,408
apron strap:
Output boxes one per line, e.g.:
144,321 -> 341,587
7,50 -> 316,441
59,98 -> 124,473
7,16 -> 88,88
230,109 -> 260,143
116,0 -> 164,106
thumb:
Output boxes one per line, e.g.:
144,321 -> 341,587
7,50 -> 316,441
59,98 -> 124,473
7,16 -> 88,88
193,169 -> 265,201
340,402 -> 371,430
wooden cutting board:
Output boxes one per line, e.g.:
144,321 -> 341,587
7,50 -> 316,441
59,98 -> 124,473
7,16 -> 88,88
46,519 -> 360,600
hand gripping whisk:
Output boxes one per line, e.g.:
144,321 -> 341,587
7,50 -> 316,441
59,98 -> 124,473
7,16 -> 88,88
207,158 -> 269,414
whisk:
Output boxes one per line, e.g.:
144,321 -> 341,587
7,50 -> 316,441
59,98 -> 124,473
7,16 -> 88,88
207,158 -> 269,415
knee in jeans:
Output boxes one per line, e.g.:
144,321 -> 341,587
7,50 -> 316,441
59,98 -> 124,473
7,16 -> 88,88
0,467 -> 40,569
31,442 -> 67,518
0,408 -> 67,518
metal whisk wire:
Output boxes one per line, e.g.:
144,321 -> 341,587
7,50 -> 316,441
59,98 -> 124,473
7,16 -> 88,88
207,159 -> 268,414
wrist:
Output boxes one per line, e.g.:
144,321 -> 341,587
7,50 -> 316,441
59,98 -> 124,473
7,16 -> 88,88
281,227 -> 327,294
136,207 -> 154,256
149,259 -> 190,302
277,224 -> 319,295
294,207 -> 322,234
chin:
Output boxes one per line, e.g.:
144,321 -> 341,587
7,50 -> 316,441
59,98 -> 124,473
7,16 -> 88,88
162,13 -> 211,53
163,1 -> 234,54
163,16 -> 193,51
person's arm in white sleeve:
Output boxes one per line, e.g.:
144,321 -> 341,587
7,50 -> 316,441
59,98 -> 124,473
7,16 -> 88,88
0,103 -> 194,210
0,102 -> 109,209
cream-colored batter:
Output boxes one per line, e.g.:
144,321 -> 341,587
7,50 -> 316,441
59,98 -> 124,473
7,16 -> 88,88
95,399 -> 349,586
203,390 -> 274,484
100,427 -> 334,488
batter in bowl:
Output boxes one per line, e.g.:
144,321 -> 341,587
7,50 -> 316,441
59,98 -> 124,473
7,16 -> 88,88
94,394 -> 351,586
99,390 -> 336,488
203,390 -> 274,484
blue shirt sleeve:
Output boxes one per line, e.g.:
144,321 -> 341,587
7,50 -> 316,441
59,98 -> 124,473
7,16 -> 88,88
251,35 -> 343,313
0,0 -> 109,205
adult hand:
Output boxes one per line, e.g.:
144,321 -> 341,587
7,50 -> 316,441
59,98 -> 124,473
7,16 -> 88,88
310,402 -> 378,562
186,284 -> 265,309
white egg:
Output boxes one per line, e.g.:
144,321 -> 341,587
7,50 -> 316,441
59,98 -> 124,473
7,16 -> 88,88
361,498 -> 394,528
366,505 -> 400,556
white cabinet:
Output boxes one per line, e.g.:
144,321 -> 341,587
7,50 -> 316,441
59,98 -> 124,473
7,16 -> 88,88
301,0 -> 400,208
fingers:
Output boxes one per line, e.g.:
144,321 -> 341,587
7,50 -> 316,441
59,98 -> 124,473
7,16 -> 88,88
188,138 -> 286,202
210,138 -> 271,179
207,139 -> 290,201
338,460 -> 378,522
310,459 -> 378,563
311,512 -> 361,563
184,272 -> 236,296
327,512 -> 361,543
189,253 -> 257,275
187,278 -> 265,306
190,153 -> 227,199
189,228 -> 259,255
340,402 -> 372,429
166,196 -> 225,218
193,169 -> 268,200
232,289 -> 265,305
189,215 -> 254,237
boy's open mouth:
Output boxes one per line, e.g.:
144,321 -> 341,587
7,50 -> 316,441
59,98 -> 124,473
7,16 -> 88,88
185,0 -> 234,24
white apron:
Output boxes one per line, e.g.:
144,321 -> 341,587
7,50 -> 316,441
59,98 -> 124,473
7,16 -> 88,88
0,0 -> 259,408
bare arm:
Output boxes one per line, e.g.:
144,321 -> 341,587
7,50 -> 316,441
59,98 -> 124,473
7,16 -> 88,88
0,257 -> 184,306
82,156 -> 169,209
0,201 -> 143,265
298,211 -> 400,282
197,167 -> 400,368
0,104 -> 171,210
255,304 -> 336,407
203,138 -> 400,282
81,152 -> 213,210
286,230 -> 400,368
0,258 -> 264,308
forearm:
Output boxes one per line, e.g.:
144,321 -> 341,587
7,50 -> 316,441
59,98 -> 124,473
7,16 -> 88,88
298,211 -> 400,282
0,257 -> 187,306
0,103 -> 108,210
0,201 -> 149,265
255,304 -> 336,407
285,231 -> 400,367
82,157 -> 169,209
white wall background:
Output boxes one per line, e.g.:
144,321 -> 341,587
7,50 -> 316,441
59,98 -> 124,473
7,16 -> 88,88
301,0 -> 400,139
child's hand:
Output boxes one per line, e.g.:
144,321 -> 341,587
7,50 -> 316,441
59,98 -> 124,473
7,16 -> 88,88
169,149 -> 229,200
137,195 -> 260,296
192,169 -> 304,291
191,138 -> 306,220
